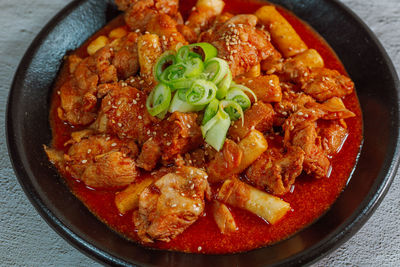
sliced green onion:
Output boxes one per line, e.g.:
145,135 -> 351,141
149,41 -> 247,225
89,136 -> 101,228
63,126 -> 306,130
154,51 -> 176,83
184,58 -> 204,78
176,45 -> 202,62
230,84 -> 258,103
189,43 -> 218,62
146,83 -> 171,119
226,87 -> 252,111
204,57 -> 229,84
186,79 -> 217,106
216,70 -> 232,100
169,90 -> 205,113
201,108 -> 231,151
202,99 -> 219,125
221,100 -> 245,125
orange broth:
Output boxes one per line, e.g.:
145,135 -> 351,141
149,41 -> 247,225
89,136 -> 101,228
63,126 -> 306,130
49,0 -> 363,254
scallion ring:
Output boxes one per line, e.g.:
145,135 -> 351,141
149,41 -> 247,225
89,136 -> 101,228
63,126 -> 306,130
230,83 -> 258,103
169,90 -> 205,113
146,83 -> 172,119
186,79 -> 217,106
154,51 -> 176,83
201,108 -> 231,151
226,87 -> 252,111
216,69 -> 232,100
188,42 -> 218,62
204,57 -> 229,84
202,99 -> 219,125
221,100 -> 245,125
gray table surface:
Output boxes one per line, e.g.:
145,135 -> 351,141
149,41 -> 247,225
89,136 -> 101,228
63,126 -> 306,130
1,0 -> 399,266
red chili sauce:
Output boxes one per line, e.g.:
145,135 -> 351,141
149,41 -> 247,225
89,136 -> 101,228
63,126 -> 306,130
49,0 -> 363,254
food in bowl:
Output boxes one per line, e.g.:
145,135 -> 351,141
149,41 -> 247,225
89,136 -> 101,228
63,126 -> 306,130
44,0 -> 362,253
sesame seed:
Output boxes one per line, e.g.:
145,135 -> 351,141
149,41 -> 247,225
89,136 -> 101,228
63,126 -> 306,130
111,143 -> 117,147
87,149 -> 92,154
198,246 -> 202,251
171,203 -> 177,207
138,115 -> 142,119
166,142 -> 171,146
81,159 -> 87,164
118,123 -> 122,127
132,99 -> 137,104
106,137 -> 110,141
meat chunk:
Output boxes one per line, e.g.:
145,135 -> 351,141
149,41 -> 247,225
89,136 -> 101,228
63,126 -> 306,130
207,139 -> 243,183
208,130 -> 268,183
246,146 -> 304,195
186,0 -> 225,35
280,58 -> 354,102
302,68 -> 354,102
200,14 -> 276,77
111,32 -> 140,80
158,112 -> 203,162
122,0 -> 180,32
146,13 -> 188,51
283,109 -> 330,178
235,75 -> 282,103
133,166 -> 210,243
136,138 -> 162,171
92,83 -> 156,143
315,97 -> 356,120
135,112 -> 203,171
58,33 -> 141,126
58,79 -> 98,125
318,120 -> 348,155
45,135 -> 138,188
212,201 -> 238,234
229,101 -> 275,141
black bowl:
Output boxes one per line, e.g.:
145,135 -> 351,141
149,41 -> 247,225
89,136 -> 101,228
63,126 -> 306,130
6,0 -> 400,266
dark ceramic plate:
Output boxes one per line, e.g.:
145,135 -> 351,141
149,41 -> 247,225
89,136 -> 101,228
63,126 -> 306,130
6,0 -> 400,266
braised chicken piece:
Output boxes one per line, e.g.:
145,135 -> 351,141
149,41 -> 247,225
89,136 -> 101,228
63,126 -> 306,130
318,120 -> 349,155
229,101 -> 275,141
283,108 -> 330,178
246,146 -> 304,195
136,138 -> 162,171
45,134 -> 138,188
58,33 -> 141,126
200,14 -> 276,77
301,68 -> 354,102
111,32 -> 141,79
207,139 -> 243,182
160,112 -> 203,160
146,13 -> 188,51
136,112 -> 203,170
117,0 -> 180,32
133,166 -> 210,243
186,0 -> 225,35
92,83 -> 156,143
280,58 -> 354,102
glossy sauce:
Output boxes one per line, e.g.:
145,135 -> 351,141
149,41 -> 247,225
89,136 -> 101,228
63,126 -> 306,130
49,0 -> 363,254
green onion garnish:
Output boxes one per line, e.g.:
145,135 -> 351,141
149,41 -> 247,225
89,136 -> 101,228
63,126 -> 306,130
147,43 -> 257,151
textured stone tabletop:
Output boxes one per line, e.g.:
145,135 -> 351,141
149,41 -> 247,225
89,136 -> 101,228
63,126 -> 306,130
1,0 -> 399,266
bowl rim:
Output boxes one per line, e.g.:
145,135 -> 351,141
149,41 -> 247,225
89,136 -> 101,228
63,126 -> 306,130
6,0 -> 400,266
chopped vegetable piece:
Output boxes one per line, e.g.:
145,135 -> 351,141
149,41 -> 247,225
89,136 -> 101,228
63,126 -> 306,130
216,70 -> 232,100
186,79 -> 217,105
204,57 -> 229,84
146,83 -> 171,118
